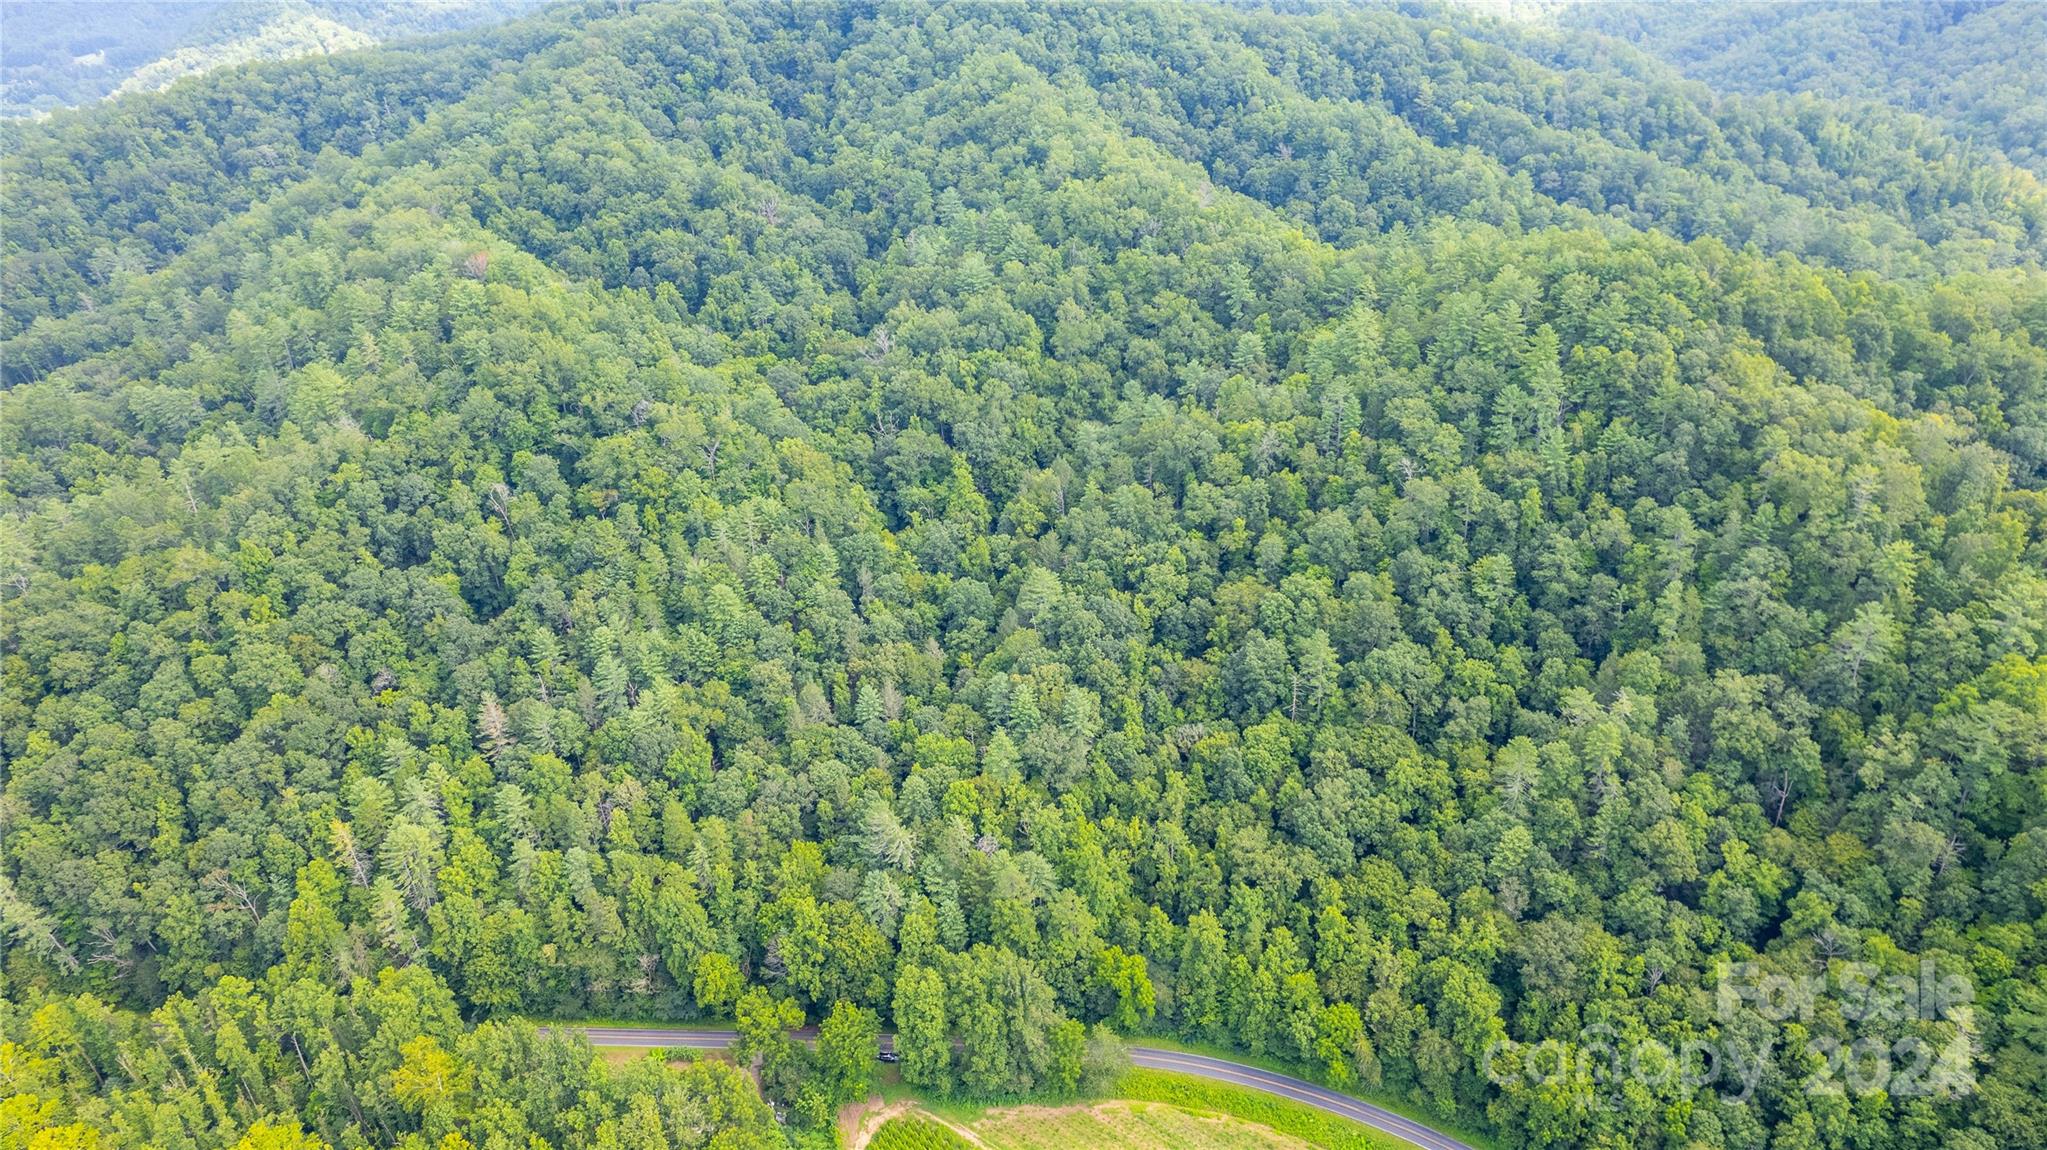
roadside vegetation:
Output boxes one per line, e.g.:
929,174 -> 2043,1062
856,1065 -> 1421,1150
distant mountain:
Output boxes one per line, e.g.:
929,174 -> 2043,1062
0,0 -> 540,118
1559,0 -> 2047,177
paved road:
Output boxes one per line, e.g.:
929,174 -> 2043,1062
1127,1047 -> 1474,1150
558,1026 -> 1474,1150
568,1025 -> 771,1048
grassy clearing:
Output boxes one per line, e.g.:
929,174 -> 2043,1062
870,1075 -> 1009,1127
861,1067 -> 1434,1150
866,1100 -> 1326,1150
1113,1069 -> 1408,1150
972,1099 -> 1324,1150
590,1045 -> 645,1066
565,1022 -> 1486,1150
588,1044 -> 729,1068
1126,1038 -> 1498,1150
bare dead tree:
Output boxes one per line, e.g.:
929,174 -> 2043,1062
87,923 -> 131,971
203,872 -> 263,925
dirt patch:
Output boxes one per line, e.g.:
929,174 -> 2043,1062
925,1113 -> 991,1148
842,1101 -> 993,1150
976,1102 -> 1106,1120
841,1097 -> 911,1150
847,1098 -> 1313,1150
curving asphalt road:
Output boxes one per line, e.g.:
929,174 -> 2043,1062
557,1026 -> 1475,1150
1128,1047 -> 1474,1150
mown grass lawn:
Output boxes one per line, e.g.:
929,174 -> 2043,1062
588,1044 -> 733,1068
861,1067 -> 1423,1150
1111,1069 -> 1411,1150
866,1100 -> 1326,1150
1123,1038 -> 1499,1150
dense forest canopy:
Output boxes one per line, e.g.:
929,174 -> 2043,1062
3,3 -> 2046,1150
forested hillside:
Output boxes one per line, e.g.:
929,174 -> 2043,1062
4,4 -> 2046,1150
